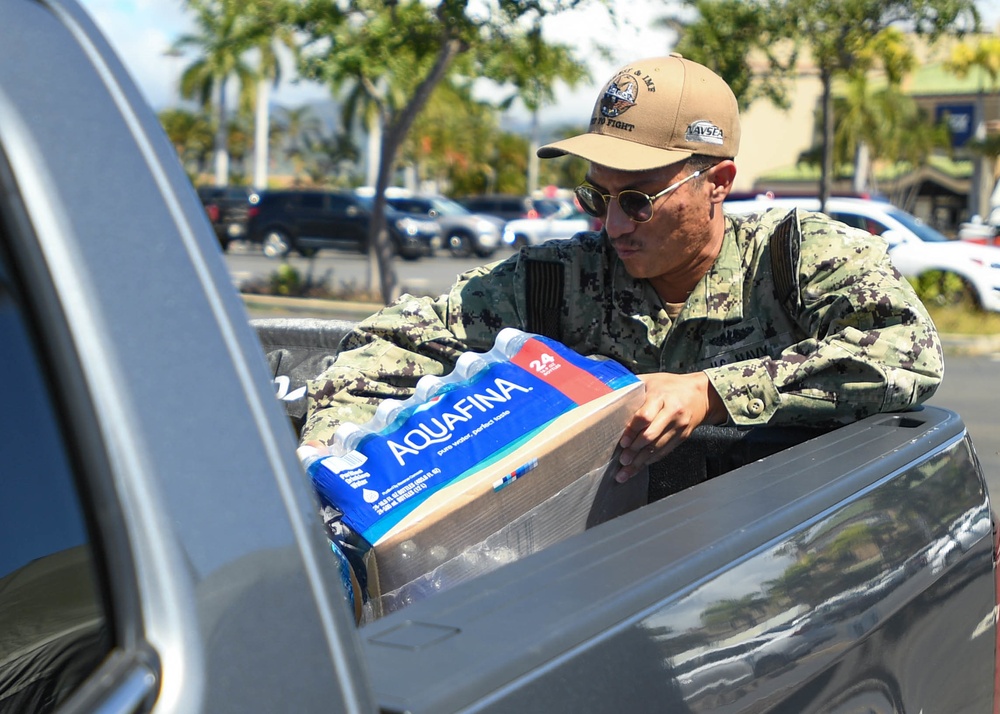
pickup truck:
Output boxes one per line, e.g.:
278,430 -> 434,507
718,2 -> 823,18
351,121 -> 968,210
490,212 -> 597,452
1,2 -> 997,713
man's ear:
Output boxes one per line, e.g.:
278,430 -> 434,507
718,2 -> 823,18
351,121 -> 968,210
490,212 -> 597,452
707,160 -> 737,204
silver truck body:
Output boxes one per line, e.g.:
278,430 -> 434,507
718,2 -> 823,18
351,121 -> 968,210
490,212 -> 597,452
1,2 -> 996,712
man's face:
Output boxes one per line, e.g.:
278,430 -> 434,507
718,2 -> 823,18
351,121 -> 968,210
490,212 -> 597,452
585,161 -> 720,291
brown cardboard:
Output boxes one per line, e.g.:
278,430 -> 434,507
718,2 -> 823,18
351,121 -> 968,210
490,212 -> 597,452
361,380 -> 646,620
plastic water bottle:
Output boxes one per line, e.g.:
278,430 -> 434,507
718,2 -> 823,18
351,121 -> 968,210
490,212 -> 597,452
492,327 -> 531,358
414,374 -> 446,402
453,350 -> 490,380
332,422 -> 367,456
327,328 -> 539,457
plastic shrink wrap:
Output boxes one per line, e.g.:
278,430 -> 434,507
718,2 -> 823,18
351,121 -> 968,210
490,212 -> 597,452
303,328 -> 647,621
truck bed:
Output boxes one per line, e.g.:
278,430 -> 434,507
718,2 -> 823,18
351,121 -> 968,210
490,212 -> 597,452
358,406 -> 994,713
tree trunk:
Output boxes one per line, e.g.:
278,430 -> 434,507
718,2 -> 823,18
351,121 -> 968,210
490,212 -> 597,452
370,131 -> 399,305
527,106 -> 540,195
365,38 -> 466,305
253,78 -> 271,190
366,118 -> 382,189
819,68 -> 833,213
853,141 -> 870,195
972,92 -> 992,220
214,76 -> 230,186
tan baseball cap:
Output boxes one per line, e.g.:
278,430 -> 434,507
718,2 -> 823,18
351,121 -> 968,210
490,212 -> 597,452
537,54 -> 740,171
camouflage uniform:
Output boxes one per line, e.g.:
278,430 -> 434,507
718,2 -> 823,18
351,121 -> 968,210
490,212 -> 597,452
301,207 -> 943,447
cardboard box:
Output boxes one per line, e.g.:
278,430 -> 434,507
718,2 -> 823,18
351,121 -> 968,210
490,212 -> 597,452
364,380 -> 646,619
307,330 -> 648,621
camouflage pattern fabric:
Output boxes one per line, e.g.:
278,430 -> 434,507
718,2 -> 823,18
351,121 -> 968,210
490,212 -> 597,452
301,207 -> 943,447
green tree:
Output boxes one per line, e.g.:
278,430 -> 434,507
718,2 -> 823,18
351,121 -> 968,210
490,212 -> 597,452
274,105 -> 324,182
771,0 -> 979,210
174,0 -> 257,187
226,114 -> 253,183
947,36 -> 1000,93
659,0 -> 794,112
295,0 -> 600,305
484,28 -> 588,194
799,26 -> 952,210
240,0 -> 299,189
303,129 -> 361,186
536,122 -> 590,189
401,80 -> 500,193
159,107 -> 215,180
945,36 -> 1000,216
828,27 -> 931,196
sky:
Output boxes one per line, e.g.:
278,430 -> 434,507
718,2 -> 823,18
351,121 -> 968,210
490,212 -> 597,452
77,0 -> 684,126
78,0 -> 1000,128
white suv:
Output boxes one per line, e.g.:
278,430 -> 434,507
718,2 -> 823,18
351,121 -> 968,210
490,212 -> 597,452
725,196 -> 1000,312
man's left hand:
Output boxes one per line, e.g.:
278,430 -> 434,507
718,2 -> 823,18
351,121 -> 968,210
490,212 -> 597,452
614,372 -> 726,483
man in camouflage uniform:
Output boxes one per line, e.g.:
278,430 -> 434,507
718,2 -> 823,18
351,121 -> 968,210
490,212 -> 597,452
301,54 -> 943,484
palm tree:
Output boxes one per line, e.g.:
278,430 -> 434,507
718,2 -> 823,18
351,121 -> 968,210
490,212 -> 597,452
775,0 -> 978,212
174,0 -> 256,187
945,37 -> 1000,217
831,28 -> 917,194
487,29 -> 587,194
338,78 -> 398,188
240,1 -> 299,190
158,107 -> 215,179
276,105 -> 323,181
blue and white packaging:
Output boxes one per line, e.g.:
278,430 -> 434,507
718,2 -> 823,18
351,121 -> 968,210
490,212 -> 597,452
306,328 -> 647,619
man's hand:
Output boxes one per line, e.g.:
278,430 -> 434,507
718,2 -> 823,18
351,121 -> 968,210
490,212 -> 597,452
614,372 -> 727,483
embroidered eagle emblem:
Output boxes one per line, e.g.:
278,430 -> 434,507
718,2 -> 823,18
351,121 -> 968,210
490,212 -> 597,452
707,326 -> 756,347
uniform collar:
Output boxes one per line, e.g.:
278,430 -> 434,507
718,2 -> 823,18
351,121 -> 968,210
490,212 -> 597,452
683,216 -> 745,323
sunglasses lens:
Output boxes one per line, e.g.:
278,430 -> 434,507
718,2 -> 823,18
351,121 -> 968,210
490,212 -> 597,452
574,186 -> 607,218
618,191 -> 654,222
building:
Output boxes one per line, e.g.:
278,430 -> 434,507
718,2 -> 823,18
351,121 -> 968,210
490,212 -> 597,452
735,33 -> 1000,234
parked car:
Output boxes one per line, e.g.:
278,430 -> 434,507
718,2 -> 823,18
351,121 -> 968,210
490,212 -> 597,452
958,215 -> 1000,247
458,194 -> 564,223
245,189 -> 440,260
725,196 -> 1000,312
196,185 -> 258,251
381,192 -> 504,258
4,3 -> 999,712
502,202 -> 593,247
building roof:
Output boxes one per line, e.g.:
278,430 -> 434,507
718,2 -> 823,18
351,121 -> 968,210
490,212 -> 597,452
907,63 -> 999,97
753,155 -> 973,197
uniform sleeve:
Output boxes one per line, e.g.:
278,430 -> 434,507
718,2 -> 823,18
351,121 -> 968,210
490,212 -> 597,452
704,212 -> 944,428
300,257 -> 527,447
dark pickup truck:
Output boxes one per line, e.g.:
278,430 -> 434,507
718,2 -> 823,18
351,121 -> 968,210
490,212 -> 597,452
1,2 -> 997,713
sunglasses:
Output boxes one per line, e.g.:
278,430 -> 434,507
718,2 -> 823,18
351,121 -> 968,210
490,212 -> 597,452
574,170 -> 703,223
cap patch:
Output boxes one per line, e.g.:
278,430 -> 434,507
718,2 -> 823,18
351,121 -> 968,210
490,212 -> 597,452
685,120 -> 725,146
599,68 -> 657,119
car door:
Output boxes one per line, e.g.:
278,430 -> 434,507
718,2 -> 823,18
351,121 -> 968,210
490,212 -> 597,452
1,2 -> 374,711
0,238 -> 124,713
323,193 -> 369,251
294,191 -> 330,242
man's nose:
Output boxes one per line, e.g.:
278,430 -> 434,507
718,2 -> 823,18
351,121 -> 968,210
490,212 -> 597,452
604,197 -> 636,239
